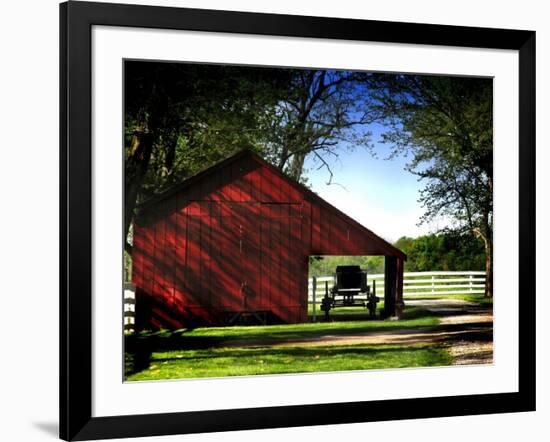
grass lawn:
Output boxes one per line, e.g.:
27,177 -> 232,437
307,302 -> 385,319
129,305 -> 436,347
404,293 -> 493,306
126,342 -> 452,381
125,306 -> 446,381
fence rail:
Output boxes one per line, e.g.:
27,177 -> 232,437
308,271 -> 486,300
124,272 -> 486,329
124,283 -> 135,333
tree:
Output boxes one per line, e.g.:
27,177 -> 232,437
124,63 -> 382,255
394,234 -> 485,272
368,75 -> 493,296
124,62 -> 294,252
270,70 -> 378,183
308,255 -> 385,277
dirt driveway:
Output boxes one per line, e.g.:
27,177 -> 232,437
220,298 -> 494,366
405,298 -> 493,365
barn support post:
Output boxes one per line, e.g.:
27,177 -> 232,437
384,256 -> 396,317
396,257 -> 404,317
384,256 -> 405,318
312,276 -> 317,322
133,288 -> 147,331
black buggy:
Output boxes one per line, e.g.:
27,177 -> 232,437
320,265 -> 379,319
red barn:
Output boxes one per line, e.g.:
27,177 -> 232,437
132,149 -> 405,330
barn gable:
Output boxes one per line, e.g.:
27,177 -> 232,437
137,150 -> 405,259
132,149 -> 405,329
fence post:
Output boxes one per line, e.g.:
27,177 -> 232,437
469,274 -> 474,292
431,275 -> 435,294
312,276 -> 317,322
124,282 -> 136,334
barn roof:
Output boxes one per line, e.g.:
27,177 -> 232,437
138,149 -> 406,259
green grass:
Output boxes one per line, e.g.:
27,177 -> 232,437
125,306 -> 444,380
404,293 -> 493,306
307,302 -> 385,318
459,294 -> 493,305
126,342 -> 452,381
131,306 -> 437,349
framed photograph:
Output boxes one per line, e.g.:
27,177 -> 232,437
60,1 -> 535,440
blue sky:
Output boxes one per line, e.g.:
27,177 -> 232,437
303,124 -> 447,242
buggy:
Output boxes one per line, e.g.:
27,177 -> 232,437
320,265 -> 379,319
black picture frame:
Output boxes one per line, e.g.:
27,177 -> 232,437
60,1 -> 536,440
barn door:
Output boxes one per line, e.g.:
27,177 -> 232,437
258,203 -> 304,322
238,205 -> 262,311
217,204 -> 262,314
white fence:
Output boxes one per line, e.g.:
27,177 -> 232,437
308,271 -> 486,301
124,272 -> 486,329
124,283 -> 135,333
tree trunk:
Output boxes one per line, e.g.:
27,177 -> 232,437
288,151 -> 306,181
125,129 -> 155,249
277,145 -> 289,170
484,237 -> 493,298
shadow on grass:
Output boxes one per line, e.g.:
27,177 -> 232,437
405,294 -> 494,307
126,341 -> 454,380
127,308 -> 438,351
401,306 -> 439,320
125,307 -> 441,377
152,342 -> 441,363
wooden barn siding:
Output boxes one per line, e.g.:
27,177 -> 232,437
134,156 -> 396,329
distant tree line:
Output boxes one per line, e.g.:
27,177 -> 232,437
308,232 -> 485,277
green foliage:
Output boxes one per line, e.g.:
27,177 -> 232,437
124,250 -> 132,282
272,70 -> 378,181
307,232 -> 484,277
125,62 -> 294,204
124,62 -> 383,251
436,232 -> 485,270
124,62 -> 380,205
398,233 -> 485,272
124,64 -> 493,295
366,74 -> 493,295
308,255 -> 384,277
